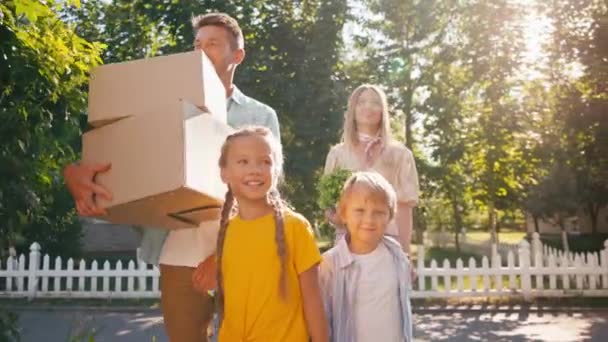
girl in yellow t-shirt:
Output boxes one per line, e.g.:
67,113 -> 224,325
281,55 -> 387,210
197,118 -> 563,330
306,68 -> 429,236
194,126 -> 328,342
324,84 -> 419,254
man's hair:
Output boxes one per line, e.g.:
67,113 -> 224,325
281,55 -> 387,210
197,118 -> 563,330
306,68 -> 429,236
192,12 -> 244,50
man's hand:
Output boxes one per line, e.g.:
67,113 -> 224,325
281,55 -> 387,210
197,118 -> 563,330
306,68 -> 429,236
192,255 -> 217,294
63,162 -> 113,216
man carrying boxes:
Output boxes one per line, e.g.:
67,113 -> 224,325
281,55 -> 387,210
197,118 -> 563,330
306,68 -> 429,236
63,13 -> 280,342
83,50 -> 231,230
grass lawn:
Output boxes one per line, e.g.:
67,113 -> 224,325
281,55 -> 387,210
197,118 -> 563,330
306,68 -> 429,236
465,231 -> 527,244
421,246 -> 483,265
419,274 -> 521,292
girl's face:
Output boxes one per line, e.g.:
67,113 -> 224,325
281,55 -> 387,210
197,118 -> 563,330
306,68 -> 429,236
220,135 -> 275,202
354,89 -> 383,131
339,184 -> 390,253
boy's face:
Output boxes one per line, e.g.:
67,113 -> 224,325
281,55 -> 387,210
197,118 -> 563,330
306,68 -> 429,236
193,25 -> 244,79
339,184 -> 390,251
220,135 -> 274,203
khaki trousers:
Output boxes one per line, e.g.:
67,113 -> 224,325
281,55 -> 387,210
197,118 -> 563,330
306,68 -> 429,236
160,264 -> 214,342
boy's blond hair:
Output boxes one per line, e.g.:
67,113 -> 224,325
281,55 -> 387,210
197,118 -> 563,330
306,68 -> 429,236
337,171 -> 397,222
341,84 -> 392,149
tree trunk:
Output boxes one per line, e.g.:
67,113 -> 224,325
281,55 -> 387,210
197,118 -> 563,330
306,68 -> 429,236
451,199 -> 463,253
533,215 -> 540,233
587,202 -> 599,235
558,215 -> 570,253
489,201 -> 499,245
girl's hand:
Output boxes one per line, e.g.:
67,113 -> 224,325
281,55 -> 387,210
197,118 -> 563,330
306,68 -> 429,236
299,265 -> 329,342
192,255 -> 217,294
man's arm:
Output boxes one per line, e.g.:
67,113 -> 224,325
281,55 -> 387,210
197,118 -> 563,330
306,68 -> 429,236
63,161 -> 113,216
265,109 -> 281,145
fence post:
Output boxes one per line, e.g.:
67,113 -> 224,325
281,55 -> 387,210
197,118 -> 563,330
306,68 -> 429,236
417,244 -> 425,291
28,242 -> 41,300
519,240 -> 531,300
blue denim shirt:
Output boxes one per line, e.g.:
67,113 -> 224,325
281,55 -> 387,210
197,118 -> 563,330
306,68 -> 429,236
319,235 -> 413,342
138,86 -> 280,264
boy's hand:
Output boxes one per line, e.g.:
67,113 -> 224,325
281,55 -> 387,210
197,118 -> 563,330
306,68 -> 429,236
193,255 -> 217,294
63,162 -> 113,216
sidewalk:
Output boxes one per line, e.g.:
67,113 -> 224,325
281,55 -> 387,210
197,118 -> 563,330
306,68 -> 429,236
8,305 -> 608,341
15,306 -> 166,342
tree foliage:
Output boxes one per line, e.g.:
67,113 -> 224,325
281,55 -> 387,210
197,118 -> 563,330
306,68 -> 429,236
0,0 -> 104,256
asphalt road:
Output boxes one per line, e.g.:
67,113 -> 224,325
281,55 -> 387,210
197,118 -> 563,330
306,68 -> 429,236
8,305 -> 608,341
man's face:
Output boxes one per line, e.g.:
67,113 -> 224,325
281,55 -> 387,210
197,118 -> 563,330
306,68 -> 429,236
193,25 -> 243,78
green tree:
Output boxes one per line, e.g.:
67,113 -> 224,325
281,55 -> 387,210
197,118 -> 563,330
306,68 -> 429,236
533,0 -> 608,234
421,50 -> 473,251
0,0 -> 104,256
458,0 -> 536,244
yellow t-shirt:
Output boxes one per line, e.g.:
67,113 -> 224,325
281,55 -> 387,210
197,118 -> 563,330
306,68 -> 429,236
219,209 -> 322,342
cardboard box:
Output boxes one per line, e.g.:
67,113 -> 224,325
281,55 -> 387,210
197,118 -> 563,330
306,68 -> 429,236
82,100 -> 233,229
88,50 -> 227,127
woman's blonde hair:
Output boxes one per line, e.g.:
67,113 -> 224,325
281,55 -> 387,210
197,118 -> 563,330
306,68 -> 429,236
215,126 -> 287,324
337,171 -> 397,222
341,84 -> 392,149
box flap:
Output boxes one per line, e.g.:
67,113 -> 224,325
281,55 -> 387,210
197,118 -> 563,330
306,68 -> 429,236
101,187 -> 224,229
183,114 -> 233,198
88,50 -> 227,127
167,205 -> 222,225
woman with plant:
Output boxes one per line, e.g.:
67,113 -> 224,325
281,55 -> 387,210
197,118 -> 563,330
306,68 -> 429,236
323,84 -> 419,254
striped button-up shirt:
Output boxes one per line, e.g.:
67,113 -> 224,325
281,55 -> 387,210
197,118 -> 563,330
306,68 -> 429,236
319,235 -> 413,342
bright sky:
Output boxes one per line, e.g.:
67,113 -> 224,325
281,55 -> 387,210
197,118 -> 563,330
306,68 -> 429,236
343,0 -> 559,80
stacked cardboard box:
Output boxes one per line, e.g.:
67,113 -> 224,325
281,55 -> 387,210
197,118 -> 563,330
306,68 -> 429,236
82,51 -> 232,229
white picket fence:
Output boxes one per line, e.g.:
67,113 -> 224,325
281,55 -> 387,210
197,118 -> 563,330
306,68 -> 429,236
1,240 -> 608,299
414,238 -> 608,298
530,232 -> 586,266
0,243 -> 160,299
